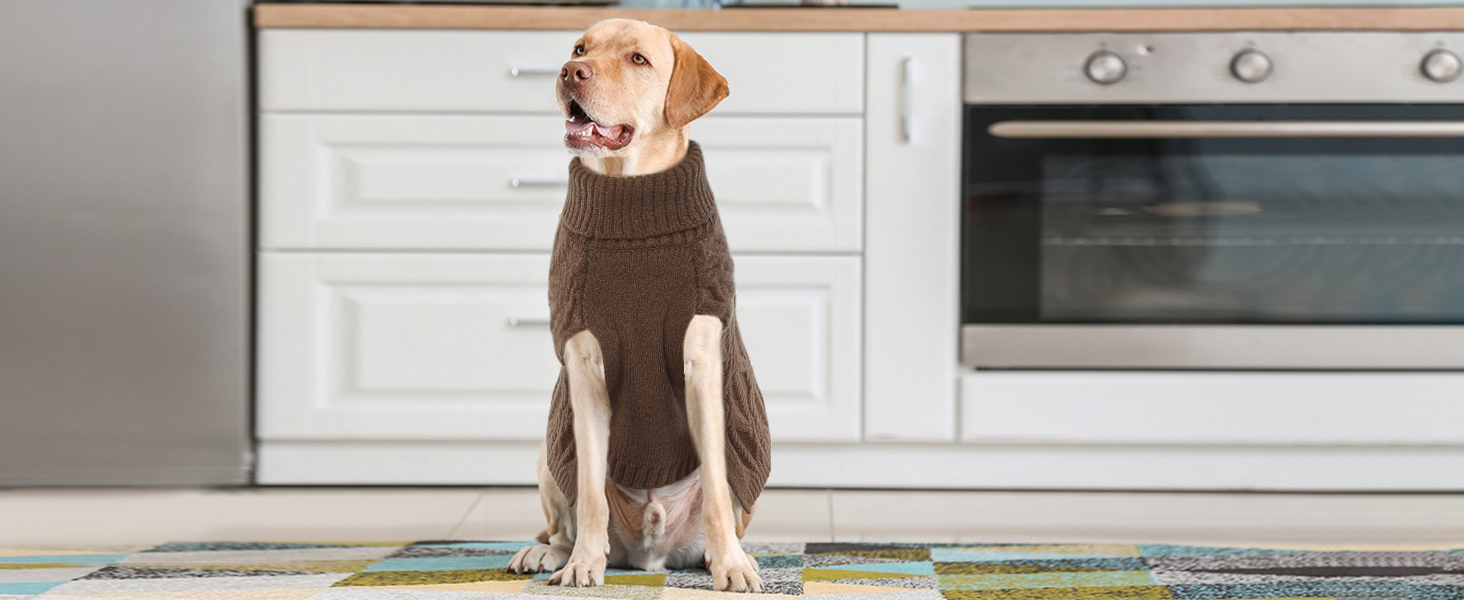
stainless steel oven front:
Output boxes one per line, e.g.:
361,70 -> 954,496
961,32 -> 1464,370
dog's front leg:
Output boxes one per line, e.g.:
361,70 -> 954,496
550,330 -> 612,588
684,315 -> 763,593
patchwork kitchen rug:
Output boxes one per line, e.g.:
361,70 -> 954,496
2,541 -> 1462,599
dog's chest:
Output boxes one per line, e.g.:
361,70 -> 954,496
578,245 -> 700,438
580,245 -> 696,320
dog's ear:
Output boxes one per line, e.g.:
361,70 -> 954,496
664,34 -> 729,129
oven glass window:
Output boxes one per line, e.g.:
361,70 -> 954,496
963,105 -> 1464,325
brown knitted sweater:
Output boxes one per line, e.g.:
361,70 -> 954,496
544,142 -> 771,510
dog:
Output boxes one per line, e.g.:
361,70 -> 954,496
507,19 -> 771,593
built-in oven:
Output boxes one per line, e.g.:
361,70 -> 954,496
962,32 -> 1464,369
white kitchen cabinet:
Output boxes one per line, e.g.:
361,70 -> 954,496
256,253 -> 861,446
248,22 -> 1464,491
261,114 -> 863,252
257,252 -> 559,442
862,34 -> 963,442
732,255 -> 862,442
255,26 -> 872,484
259,29 -> 863,115
252,24 -> 1464,492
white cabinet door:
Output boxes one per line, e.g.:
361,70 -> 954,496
258,253 -> 860,444
257,252 -> 559,441
863,34 -> 963,442
734,256 -> 862,442
259,29 -> 863,115
260,114 -> 862,252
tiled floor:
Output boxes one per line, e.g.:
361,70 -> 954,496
3,487 -> 1463,547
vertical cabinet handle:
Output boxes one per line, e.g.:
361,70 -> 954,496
900,57 -> 915,144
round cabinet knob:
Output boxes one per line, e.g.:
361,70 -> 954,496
1230,49 -> 1273,83
1084,50 -> 1127,85
1422,49 -> 1462,83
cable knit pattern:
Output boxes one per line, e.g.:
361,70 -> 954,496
547,225 -> 590,365
545,142 -> 772,512
693,221 -> 736,327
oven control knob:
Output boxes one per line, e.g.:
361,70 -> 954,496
1422,49 -> 1462,83
1084,50 -> 1127,85
1230,49 -> 1273,83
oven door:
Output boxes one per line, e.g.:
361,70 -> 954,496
962,105 -> 1464,369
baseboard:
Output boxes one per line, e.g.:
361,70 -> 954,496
257,440 -> 1464,491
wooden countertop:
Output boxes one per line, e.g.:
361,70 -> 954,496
253,4 -> 1464,32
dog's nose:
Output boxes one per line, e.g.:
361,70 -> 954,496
561,61 -> 593,84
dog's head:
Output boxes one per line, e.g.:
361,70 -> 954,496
557,19 -> 729,157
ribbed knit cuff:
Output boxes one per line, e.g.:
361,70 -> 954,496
607,453 -> 702,492
562,142 -> 718,240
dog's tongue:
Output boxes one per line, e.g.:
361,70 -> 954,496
565,118 -> 593,134
565,119 -> 624,138
592,123 -> 624,139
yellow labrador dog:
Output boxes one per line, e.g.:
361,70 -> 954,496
508,19 -> 765,593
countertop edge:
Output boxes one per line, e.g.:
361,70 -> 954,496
252,4 -> 1464,32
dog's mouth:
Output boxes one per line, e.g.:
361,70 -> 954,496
564,98 -> 634,151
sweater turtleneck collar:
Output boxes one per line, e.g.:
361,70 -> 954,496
560,141 -> 717,240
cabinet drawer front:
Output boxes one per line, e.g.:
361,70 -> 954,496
257,253 -> 860,442
260,30 -> 578,113
260,114 -> 568,252
261,114 -> 862,252
259,29 -> 863,115
733,255 -> 862,442
258,252 -> 560,441
679,32 -> 864,115
960,372 -> 1464,446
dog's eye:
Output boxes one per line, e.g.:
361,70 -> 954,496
574,44 -> 586,56
631,53 -> 648,65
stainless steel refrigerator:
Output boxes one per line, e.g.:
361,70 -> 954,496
0,0 -> 251,485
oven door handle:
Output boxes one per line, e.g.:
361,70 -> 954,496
987,120 -> 1464,139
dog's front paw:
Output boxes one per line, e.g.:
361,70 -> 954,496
509,543 -> 569,574
549,554 -> 606,587
707,546 -> 763,593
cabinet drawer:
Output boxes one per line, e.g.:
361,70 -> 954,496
259,30 -> 578,113
680,32 -> 864,115
257,253 -> 861,443
258,29 -> 863,115
257,252 -> 559,441
260,114 -> 862,252
960,371 -> 1464,445
730,255 -> 862,442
